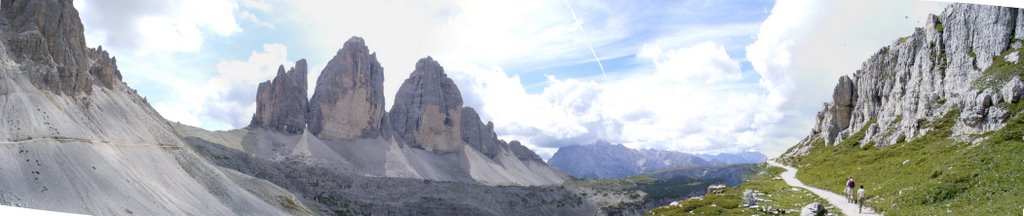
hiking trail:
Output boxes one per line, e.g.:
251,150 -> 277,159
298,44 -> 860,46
767,160 -> 879,216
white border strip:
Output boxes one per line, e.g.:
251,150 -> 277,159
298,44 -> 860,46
0,205 -> 90,216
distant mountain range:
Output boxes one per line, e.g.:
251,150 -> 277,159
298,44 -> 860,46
548,141 -> 767,179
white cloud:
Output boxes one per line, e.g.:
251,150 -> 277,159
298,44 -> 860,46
154,44 -> 292,129
744,0 -> 947,156
640,42 -> 742,83
284,0 -> 644,108
74,0 -> 242,54
447,41 -> 767,157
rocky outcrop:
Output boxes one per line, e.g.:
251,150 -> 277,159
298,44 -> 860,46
307,37 -> 389,140
460,107 -> 502,158
1,0 -> 121,95
249,59 -> 308,134
389,57 -> 464,153
785,4 -> 1024,157
814,76 -> 858,144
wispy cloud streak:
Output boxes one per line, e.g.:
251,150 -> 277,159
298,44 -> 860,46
563,0 -> 607,81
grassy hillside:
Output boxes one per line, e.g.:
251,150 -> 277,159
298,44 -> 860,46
564,164 -> 759,214
784,105 -> 1024,214
647,164 -> 834,215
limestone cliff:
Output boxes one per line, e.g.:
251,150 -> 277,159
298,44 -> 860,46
307,37 -> 389,141
785,4 -> 1024,157
2,0 -> 121,95
249,60 -> 308,134
460,107 -> 503,158
389,57 -> 465,153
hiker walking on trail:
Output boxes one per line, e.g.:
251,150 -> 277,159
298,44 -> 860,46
845,177 -> 856,203
858,185 -> 866,213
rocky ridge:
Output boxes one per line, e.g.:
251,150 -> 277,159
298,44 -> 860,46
549,141 -> 713,179
785,4 -> 1024,157
249,59 -> 308,134
225,38 -> 563,187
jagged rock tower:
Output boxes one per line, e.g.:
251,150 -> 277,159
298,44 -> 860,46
389,57 -> 465,153
249,59 -> 308,134
307,37 -> 390,141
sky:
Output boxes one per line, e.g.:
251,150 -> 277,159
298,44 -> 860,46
70,0 -> 1019,159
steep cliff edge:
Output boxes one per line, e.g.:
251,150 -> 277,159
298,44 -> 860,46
784,4 -> 1024,157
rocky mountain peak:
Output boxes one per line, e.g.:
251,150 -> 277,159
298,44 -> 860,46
785,4 -> 1024,157
249,59 -> 308,134
307,36 -> 389,140
1,0 -> 121,95
548,141 -> 715,178
413,56 -> 445,76
390,56 -> 464,153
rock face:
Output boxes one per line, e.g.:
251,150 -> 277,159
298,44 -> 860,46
2,0 -> 121,95
389,57 -> 464,153
460,107 -> 502,158
234,39 -> 563,186
548,141 -> 715,178
307,37 -> 388,140
821,76 -> 858,144
785,4 -> 1024,158
249,60 -> 308,134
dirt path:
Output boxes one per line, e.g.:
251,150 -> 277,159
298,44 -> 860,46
767,160 -> 879,216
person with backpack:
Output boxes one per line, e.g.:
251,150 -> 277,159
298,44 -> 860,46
845,177 -> 856,203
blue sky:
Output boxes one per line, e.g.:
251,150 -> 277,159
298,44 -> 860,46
72,0 -> 989,159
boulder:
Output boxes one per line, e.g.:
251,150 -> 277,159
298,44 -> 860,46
1001,77 -> 1023,103
249,59 -> 309,134
307,37 -> 389,140
389,57 -> 464,153
799,202 -> 827,216
741,190 -> 757,207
